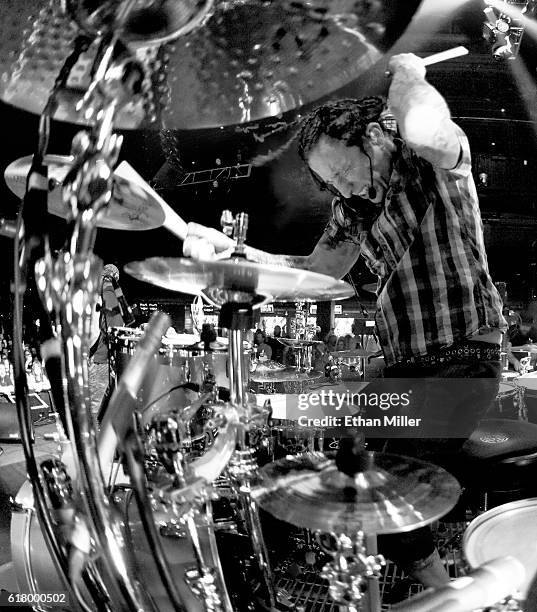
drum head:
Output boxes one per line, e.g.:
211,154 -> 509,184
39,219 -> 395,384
464,497 -> 537,597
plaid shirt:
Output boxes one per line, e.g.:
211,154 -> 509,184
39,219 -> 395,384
325,127 -> 507,366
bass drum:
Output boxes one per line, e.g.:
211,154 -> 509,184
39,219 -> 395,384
11,481 -> 232,611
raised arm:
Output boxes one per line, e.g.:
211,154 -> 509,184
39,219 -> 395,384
387,53 -> 461,169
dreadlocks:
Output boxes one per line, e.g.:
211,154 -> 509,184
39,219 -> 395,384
297,97 -> 386,162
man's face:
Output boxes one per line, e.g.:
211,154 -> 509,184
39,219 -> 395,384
307,134 -> 388,203
274,326 -> 281,337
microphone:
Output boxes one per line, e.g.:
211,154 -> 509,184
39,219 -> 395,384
391,557 -> 525,612
106,275 -> 135,326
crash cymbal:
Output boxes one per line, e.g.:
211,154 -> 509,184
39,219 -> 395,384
4,155 -> 165,230
250,368 -> 323,383
0,0 -> 408,129
124,257 -> 354,303
253,452 -> 460,534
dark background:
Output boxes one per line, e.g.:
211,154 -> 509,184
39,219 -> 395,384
2,0 -> 537,318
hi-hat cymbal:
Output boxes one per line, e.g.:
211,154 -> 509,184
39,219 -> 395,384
253,452 -> 460,534
4,155 -> 165,230
124,257 -> 354,303
0,0 -> 406,129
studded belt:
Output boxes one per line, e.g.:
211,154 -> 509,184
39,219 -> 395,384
399,341 -> 501,367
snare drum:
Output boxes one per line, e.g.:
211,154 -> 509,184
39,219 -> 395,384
463,497 -> 537,601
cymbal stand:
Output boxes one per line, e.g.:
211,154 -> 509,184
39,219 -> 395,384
316,530 -> 385,612
36,28 -> 160,611
217,212 -> 291,610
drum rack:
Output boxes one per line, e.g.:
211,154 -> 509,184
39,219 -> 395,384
273,521 -> 468,611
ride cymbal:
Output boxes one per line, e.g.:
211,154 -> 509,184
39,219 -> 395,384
253,451 -> 460,534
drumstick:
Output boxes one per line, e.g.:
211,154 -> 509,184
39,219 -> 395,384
114,161 -> 189,240
385,46 -> 468,76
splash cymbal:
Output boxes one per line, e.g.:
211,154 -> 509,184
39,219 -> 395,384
0,0 -> 406,129
253,451 -> 460,534
124,257 -> 354,303
4,155 -> 165,230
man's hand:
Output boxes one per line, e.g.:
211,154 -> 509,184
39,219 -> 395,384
388,53 -> 426,80
183,222 -> 235,260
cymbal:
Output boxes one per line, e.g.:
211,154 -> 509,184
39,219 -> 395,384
253,452 -> 460,534
68,0 -> 214,46
251,360 -> 287,374
150,1 -> 384,128
250,369 -> 323,383
0,0 -> 400,129
277,338 -> 323,348
4,155 -> 165,230
124,257 -> 354,303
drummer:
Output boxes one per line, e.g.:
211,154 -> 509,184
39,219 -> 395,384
183,53 -> 507,590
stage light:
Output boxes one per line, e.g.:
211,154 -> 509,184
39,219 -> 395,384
482,1 -> 531,59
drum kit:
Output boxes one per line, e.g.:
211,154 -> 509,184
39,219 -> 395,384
0,1 -> 531,611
